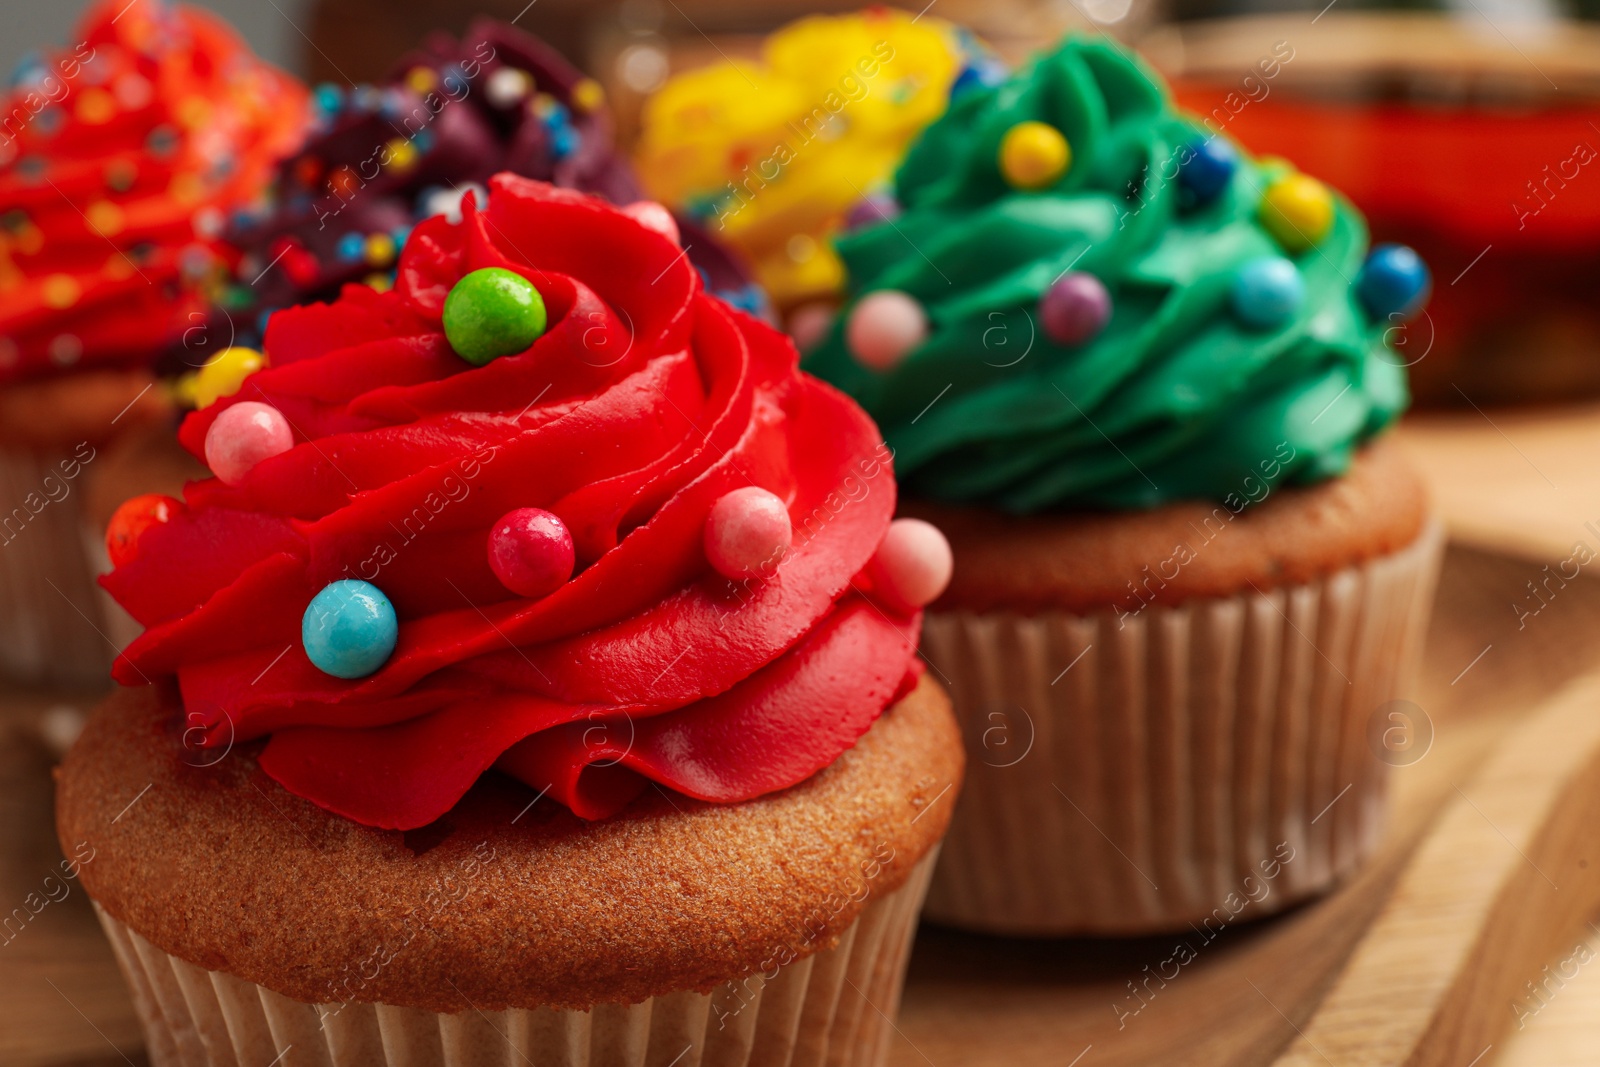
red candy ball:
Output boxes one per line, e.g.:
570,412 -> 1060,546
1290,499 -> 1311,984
705,487 -> 792,580
105,493 -> 182,568
488,508 -> 575,599
204,401 -> 294,485
868,518 -> 953,611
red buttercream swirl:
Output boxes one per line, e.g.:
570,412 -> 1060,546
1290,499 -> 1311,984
103,174 -> 920,829
0,0 -> 305,382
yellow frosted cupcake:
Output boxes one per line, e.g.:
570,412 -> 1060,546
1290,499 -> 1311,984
635,9 -> 989,314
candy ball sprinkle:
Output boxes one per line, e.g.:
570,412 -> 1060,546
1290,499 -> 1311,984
868,519 -> 953,612
1259,173 -> 1334,252
1358,243 -> 1431,322
846,290 -> 927,372
705,487 -> 792,581
1040,272 -> 1111,347
442,267 -> 548,366
1232,256 -> 1305,330
190,346 -> 264,409
204,401 -> 293,485
1178,136 -> 1238,205
105,493 -> 181,568
488,508 -> 576,599
302,580 -> 399,679
999,121 -> 1071,191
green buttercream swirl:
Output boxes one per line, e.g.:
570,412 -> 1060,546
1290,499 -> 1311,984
802,36 -> 1409,512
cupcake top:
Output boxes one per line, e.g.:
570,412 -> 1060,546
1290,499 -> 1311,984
206,19 -> 636,359
102,175 -> 939,831
0,0 -> 305,384
635,9 -> 984,312
803,35 -> 1429,513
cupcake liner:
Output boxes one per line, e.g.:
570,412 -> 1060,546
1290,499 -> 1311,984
0,444 -> 113,686
920,520 -> 1444,936
93,850 -> 937,1067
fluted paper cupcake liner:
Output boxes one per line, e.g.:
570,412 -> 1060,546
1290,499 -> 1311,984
93,851 -> 936,1067
0,445 -> 113,686
920,521 -> 1444,936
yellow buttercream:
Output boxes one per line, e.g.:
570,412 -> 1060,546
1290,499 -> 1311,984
635,10 -> 964,310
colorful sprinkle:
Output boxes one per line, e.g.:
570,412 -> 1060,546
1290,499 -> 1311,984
86,200 -> 124,237
302,580 -> 398,680
1231,256 -> 1304,329
405,66 -> 437,94
846,290 -> 926,371
191,347 -> 265,409
1178,137 -> 1238,205
1357,244 -> 1431,322
204,400 -> 293,484
442,267 -> 548,365
705,487 -> 792,580
42,274 -> 81,309
105,494 -> 182,568
999,121 -> 1071,191
572,78 -> 605,113
488,508 -> 575,598
336,232 -> 365,261
365,232 -> 396,266
76,88 -> 116,124
867,519 -> 953,611
1259,173 -> 1333,252
1039,272 -> 1111,347
486,67 -> 532,107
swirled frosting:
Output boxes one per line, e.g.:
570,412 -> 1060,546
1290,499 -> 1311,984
103,174 -> 920,830
0,0 -> 305,383
803,36 -> 1410,512
635,9 -> 974,311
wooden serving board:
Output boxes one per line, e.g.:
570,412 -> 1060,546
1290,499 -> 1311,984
5,548 -> 1600,1066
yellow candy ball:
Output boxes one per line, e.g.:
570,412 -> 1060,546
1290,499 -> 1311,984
365,233 -> 396,266
192,347 -> 265,409
1260,173 -> 1333,252
999,121 -> 1071,191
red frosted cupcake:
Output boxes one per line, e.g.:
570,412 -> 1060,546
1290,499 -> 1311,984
0,0 -> 305,685
59,176 -> 962,1066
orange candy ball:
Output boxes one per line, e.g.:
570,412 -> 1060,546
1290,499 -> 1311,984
106,494 -> 182,568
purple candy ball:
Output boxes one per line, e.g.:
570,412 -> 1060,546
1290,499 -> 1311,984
1039,272 -> 1111,347
846,193 -> 900,231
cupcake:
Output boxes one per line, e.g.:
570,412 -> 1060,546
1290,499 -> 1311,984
59,175 -> 963,1065
0,0 -> 305,685
803,36 -> 1443,935
634,9 -> 984,322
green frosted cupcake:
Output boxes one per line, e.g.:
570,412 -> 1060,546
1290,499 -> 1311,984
806,35 -> 1443,935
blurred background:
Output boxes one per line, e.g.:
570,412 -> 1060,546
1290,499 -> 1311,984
15,0 -> 1600,406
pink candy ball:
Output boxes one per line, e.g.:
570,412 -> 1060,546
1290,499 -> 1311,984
869,518 -> 953,611
846,290 -> 926,372
705,486 -> 792,580
204,401 -> 293,486
488,508 -> 575,599
788,302 -> 835,354
621,200 -> 680,244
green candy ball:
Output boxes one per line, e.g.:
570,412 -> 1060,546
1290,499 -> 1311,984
442,267 -> 548,366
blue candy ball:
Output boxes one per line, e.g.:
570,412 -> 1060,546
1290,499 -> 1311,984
336,232 -> 365,261
302,580 -> 398,679
312,82 -> 344,116
1179,137 -> 1239,205
1232,256 -> 1304,329
1357,243 -> 1431,321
